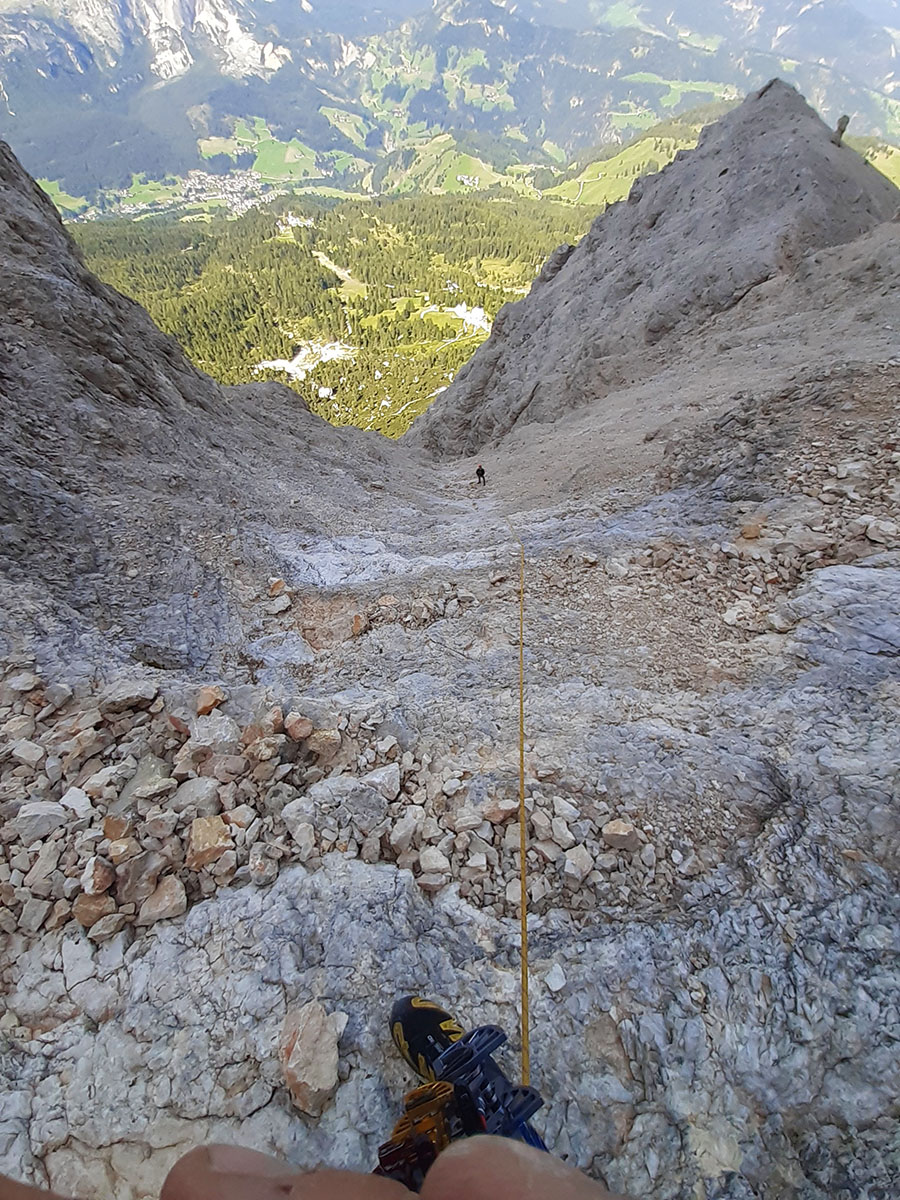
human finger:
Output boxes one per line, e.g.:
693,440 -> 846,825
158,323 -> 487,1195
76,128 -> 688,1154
161,1145 -> 409,1200
0,1176 -> 69,1200
421,1136 -> 631,1200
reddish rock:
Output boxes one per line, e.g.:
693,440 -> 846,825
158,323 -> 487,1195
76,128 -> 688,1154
186,816 -> 233,870
481,796 -> 519,823
223,804 -> 258,829
103,815 -> 131,841
107,837 -> 142,864
173,742 -> 213,780
241,705 -> 286,745
284,713 -> 314,742
307,728 -> 341,764
279,1002 -> 348,1117
87,913 -> 128,942
72,892 -> 116,928
301,625 -> 327,651
601,818 -> 641,852
246,735 -> 286,764
81,855 -> 115,896
115,851 -> 166,905
263,706 -> 284,736
196,686 -> 227,716
45,899 -> 72,931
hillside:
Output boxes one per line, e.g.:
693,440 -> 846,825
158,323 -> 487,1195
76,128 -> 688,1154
3,0 -> 900,201
411,80 -> 900,455
0,137 -> 413,676
1,81 -> 899,1200
72,194 -> 590,434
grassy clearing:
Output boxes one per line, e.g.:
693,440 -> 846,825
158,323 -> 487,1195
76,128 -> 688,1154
597,2 -> 647,29
38,178 -> 88,215
320,107 -> 371,150
867,145 -> 900,187
441,152 -> 503,191
199,136 -> 239,158
610,110 -> 658,132
294,184 -> 362,200
475,255 -> 533,289
848,137 -> 900,188
546,134 -> 687,205
623,73 -> 739,109
312,249 -> 368,298
542,140 -> 567,163
454,48 -> 488,74
235,117 -> 269,145
124,174 -> 182,204
677,31 -> 724,51
376,134 -> 514,195
254,139 -> 317,180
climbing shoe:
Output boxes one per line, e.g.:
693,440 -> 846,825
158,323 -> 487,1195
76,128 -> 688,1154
390,996 -> 465,1081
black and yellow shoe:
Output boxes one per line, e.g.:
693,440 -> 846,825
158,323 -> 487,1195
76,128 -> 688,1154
390,996 -> 465,1081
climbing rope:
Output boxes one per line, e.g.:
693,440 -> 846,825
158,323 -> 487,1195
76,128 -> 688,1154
516,536 -> 530,1086
504,520 -> 530,1086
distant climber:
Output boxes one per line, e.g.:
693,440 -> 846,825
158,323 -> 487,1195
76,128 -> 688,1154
476,464 -> 486,486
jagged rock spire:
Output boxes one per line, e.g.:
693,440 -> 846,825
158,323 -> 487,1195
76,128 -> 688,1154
409,80 -> 900,456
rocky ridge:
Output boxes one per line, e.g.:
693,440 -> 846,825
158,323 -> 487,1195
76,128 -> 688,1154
0,0 -> 292,79
411,80 -> 899,456
2,85 -> 900,1200
0,137 -> 429,679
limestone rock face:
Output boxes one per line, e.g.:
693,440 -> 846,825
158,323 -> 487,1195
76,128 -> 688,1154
0,135 -> 410,679
4,851 -> 899,1197
282,773 -> 390,840
0,0 -> 291,80
409,80 -> 900,456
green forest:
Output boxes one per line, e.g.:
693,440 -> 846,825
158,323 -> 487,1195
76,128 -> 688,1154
74,194 -> 593,435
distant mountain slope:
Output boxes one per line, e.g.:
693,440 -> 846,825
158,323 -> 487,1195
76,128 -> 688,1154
0,133 -> 399,672
408,79 -> 900,455
510,0 -> 900,97
2,0 -> 900,195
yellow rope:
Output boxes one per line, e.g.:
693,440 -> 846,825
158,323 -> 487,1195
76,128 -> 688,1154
515,535 -> 530,1086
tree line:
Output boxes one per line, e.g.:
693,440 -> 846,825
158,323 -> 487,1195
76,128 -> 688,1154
73,192 -> 593,435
